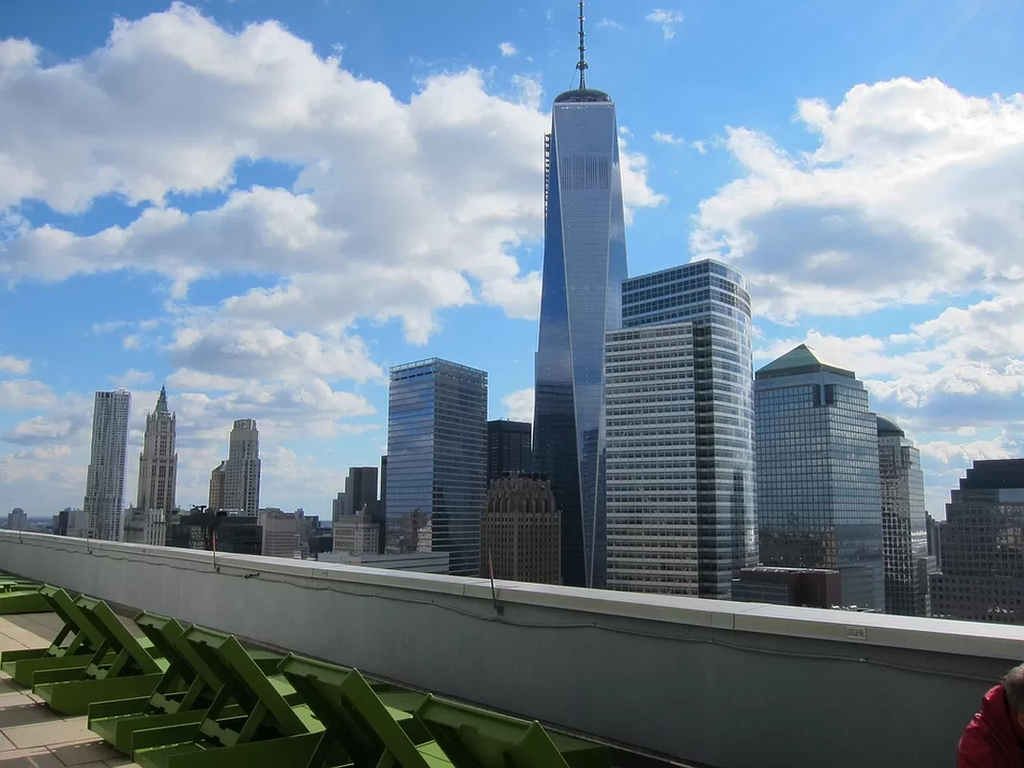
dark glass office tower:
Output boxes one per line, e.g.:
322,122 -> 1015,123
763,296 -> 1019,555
754,345 -> 884,611
385,358 -> 488,576
487,420 -> 533,481
533,21 -> 628,589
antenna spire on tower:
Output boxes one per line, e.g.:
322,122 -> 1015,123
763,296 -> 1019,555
576,0 -> 588,89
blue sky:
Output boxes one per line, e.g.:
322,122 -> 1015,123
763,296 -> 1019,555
1,0 -> 1023,520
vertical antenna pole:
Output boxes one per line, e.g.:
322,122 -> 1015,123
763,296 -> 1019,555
576,0 -> 588,89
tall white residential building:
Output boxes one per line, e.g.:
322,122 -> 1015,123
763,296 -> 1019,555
605,260 -> 756,597
136,386 -> 177,514
83,390 -> 132,540
224,419 -> 260,517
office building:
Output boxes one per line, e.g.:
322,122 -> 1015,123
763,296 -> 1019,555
605,260 -> 756,597
732,567 -> 842,608
258,508 -> 311,559
55,508 -> 88,538
136,386 -> 177,514
385,358 -> 487,576
754,345 -> 884,611
930,459 -> 1024,624
6,508 -> 26,531
166,509 -> 262,555
333,510 -> 379,556
331,492 -> 345,523
223,419 -> 261,517
122,508 -> 166,547
877,415 -> 930,616
208,461 -> 227,513
481,475 -> 561,584
487,420 -> 533,481
83,389 -> 132,540
926,511 -> 946,571
344,467 -> 379,517
533,15 -> 628,589
379,455 -> 388,553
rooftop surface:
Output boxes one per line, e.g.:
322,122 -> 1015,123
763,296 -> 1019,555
755,343 -> 856,380
0,612 -> 139,767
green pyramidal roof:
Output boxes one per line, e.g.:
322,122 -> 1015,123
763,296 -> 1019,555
756,344 -> 855,380
155,385 -> 170,415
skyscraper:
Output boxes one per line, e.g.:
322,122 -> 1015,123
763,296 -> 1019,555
136,386 -> 177,514
533,7 -> 628,589
487,420 -> 533,481
482,476 -> 561,584
224,419 -> 261,516
83,389 -> 131,540
385,358 -> 487,576
876,415 -> 931,616
754,345 -> 884,611
605,260 -> 756,597
344,467 -> 379,516
208,461 -> 227,513
930,459 -> 1024,624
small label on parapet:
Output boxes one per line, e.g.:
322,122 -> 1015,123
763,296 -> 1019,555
845,625 -> 867,641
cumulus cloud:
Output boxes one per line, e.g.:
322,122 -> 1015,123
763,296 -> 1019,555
0,3 -> 663,346
109,368 -> 153,388
645,9 -> 684,39
0,355 -> 30,375
498,42 -> 517,57
503,388 -> 535,423
597,18 -> 624,29
0,380 -> 58,411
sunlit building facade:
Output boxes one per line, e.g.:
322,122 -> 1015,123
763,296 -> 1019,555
605,260 -> 756,596
83,389 -> 132,541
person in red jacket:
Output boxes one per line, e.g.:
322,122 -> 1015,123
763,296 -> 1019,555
959,665 -> 1024,767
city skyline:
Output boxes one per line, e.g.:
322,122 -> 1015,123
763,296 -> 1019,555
1,1 -> 1023,521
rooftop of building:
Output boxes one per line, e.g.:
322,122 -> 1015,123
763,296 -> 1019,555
389,357 -> 488,379
960,458 -> 1024,490
876,414 -> 905,437
621,258 -> 747,293
553,88 -> 612,103
755,343 -> 856,381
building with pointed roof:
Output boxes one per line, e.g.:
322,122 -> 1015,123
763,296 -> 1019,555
136,386 -> 177,515
753,345 -> 884,611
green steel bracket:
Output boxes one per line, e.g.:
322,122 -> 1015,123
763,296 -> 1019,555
0,586 -> 110,685
32,595 -> 167,714
412,697 -> 609,768
131,626 -> 323,768
279,655 -> 448,768
0,589 -> 50,615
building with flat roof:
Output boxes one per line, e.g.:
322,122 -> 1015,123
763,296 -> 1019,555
487,420 -> 533,481
732,566 -> 842,608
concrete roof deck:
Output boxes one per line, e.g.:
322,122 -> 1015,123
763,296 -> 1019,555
0,613 -> 139,767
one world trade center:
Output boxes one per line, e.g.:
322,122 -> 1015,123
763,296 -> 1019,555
534,2 -> 628,588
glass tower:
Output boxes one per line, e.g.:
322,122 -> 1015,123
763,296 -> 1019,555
754,345 -> 884,611
533,72 -> 628,588
83,389 -> 132,541
876,415 -> 930,616
386,358 -> 488,576
605,260 -> 757,596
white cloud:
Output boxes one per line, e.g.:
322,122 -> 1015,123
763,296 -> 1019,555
503,387 -> 534,422
597,18 -> 624,29
653,131 -> 686,145
0,4 -> 663,345
109,368 -> 153,388
0,355 -> 30,375
498,42 -> 517,57
645,9 -> 684,39
691,140 -> 706,154
691,78 -> 1024,321
0,380 -> 58,411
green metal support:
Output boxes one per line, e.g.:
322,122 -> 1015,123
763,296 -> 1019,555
89,611 -> 294,755
279,655 -> 445,768
0,586 -> 111,685
33,595 -> 166,715
131,627 -> 323,768
412,697 -> 609,768
0,588 -> 50,615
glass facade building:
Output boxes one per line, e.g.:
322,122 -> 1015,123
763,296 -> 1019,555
876,415 -> 931,616
930,459 -> 1024,624
534,83 -> 628,589
83,389 -> 132,541
487,420 -> 533,482
385,358 -> 487,577
754,345 -> 884,611
605,260 -> 756,596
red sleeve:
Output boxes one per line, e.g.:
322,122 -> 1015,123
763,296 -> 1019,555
958,726 -> 1004,768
